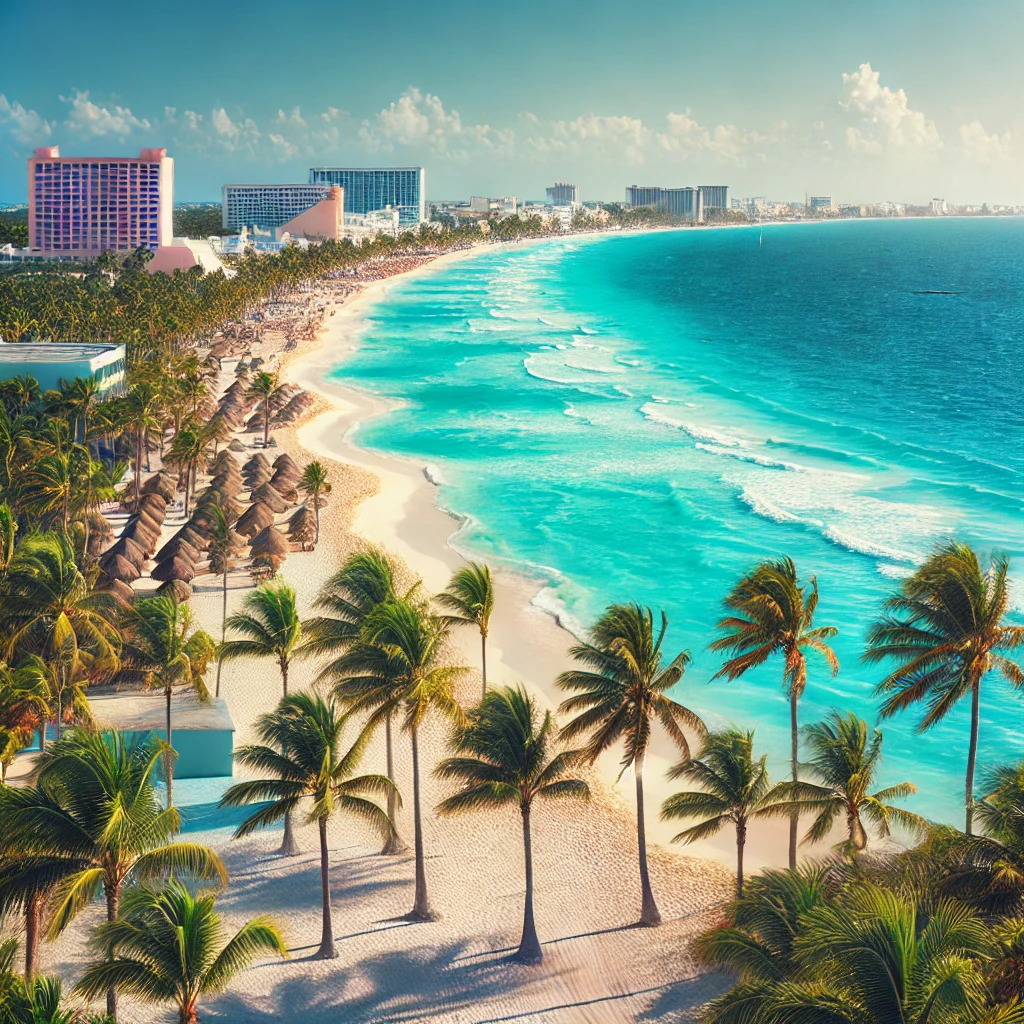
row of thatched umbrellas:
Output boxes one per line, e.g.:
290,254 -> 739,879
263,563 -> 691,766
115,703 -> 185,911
96,447 -> 320,598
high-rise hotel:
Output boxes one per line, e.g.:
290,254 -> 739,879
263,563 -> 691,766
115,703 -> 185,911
308,167 -> 425,226
625,184 -> 729,221
28,146 -> 174,257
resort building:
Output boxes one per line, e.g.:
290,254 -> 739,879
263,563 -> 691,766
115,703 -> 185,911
27,146 -> 173,258
810,196 -> 835,210
546,182 -> 580,206
308,167 -> 426,226
0,341 -> 127,397
931,197 -> 947,215
625,184 -> 729,221
221,183 -> 335,233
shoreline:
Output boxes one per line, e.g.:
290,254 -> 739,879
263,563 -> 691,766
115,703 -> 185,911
279,234 -> 798,870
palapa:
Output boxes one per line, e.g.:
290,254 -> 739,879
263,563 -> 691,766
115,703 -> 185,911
151,556 -> 195,583
157,579 -> 194,602
243,453 -> 271,472
242,466 -> 273,489
100,553 -> 141,583
102,535 -> 148,568
233,501 -> 275,538
227,438 -> 247,453
154,536 -> 201,564
170,523 -> 209,551
249,483 -> 289,513
97,576 -> 136,604
287,506 -> 316,545
249,525 -> 290,559
272,453 -> 300,473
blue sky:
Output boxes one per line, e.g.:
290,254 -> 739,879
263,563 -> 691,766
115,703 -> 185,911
1,0 -> 1021,204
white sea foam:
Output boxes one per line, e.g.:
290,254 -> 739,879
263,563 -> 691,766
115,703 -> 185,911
529,586 -> 588,639
696,442 -> 804,472
877,563 -> 915,579
639,403 -> 743,447
822,526 -> 917,564
739,489 -> 810,524
423,464 -> 443,486
577,325 -> 598,335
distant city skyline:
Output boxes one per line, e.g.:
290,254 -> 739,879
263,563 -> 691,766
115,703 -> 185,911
1,0 -> 1021,205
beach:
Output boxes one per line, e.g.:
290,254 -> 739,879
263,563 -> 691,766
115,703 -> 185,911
35,241 -> 741,1023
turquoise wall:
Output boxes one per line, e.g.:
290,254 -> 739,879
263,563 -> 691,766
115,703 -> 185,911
124,728 -> 234,779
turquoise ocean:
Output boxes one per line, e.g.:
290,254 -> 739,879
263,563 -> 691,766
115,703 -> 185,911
332,219 -> 1024,822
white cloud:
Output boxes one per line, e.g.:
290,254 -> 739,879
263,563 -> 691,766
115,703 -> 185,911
61,90 -> 150,138
268,133 -> 299,159
273,106 -> 307,129
656,111 -> 781,164
210,108 -> 261,153
358,88 -> 514,160
959,120 -> 1011,162
527,114 -> 651,165
0,95 -> 51,144
839,63 -> 941,154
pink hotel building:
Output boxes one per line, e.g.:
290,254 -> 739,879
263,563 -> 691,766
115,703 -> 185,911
28,146 -> 174,257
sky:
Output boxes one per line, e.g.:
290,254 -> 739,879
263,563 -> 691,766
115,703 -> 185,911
1,0 -> 1021,205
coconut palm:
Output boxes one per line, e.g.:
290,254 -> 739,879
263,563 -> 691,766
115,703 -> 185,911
557,602 -> 704,926
220,693 -> 395,959
76,880 -> 285,1024
437,562 -> 494,698
436,685 -> 590,962
0,938 -> 89,1023
662,730 -> 789,896
865,541 -> 1024,835
218,581 -> 303,855
0,731 -> 225,1020
246,372 -> 279,448
298,461 -> 331,544
3,532 -> 120,741
0,658 -> 50,782
304,548 -> 407,854
773,711 -> 927,857
120,595 -> 216,809
166,426 -> 207,518
203,505 -> 234,699
710,557 -> 839,868
332,598 -> 466,920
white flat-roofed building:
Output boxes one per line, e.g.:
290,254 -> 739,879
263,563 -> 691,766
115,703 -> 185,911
0,341 -> 127,397
222,183 -> 334,232
546,182 -> 580,206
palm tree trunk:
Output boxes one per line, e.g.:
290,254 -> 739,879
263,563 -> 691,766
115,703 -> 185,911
263,397 -> 269,448
215,567 -> 227,698
409,724 -> 437,921
105,882 -> 119,1021
736,819 -> 746,897
789,691 -> 799,869
24,895 -> 39,979
634,750 -> 661,927
314,817 -> 338,958
516,804 -> 542,962
966,680 -> 981,835
480,630 -> 487,699
165,686 -> 174,810
314,492 -> 320,544
381,712 -> 405,855
278,660 -> 299,857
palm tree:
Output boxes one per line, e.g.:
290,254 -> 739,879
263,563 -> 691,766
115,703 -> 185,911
166,426 -> 207,518
333,598 -> 466,920
221,693 -> 395,959
298,461 -> 331,544
302,548 -> 406,854
710,557 -> 839,868
246,372 -> 279,448
121,595 -> 216,809
865,541 -> 1023,835
436,685 -> 589,962
0,659 -> 50,782
203,505 -> 235,699
0,732 -> 225,1020
3,532 -> 121,742
218,581 -> 303,855
0,938 -> 90,1023
661,730 -> 788,896
774,711 -> 927,857
76,880 -> 285,1024
437,562 -> 494,698
557,603 -> 704,926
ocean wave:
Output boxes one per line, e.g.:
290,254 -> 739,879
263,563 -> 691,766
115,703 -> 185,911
577,325 -> 598,335
529,586 -> 588,639
739,489 -> 810,524
639,403 -> 743,447
696,442 -> 804,472
423,464 -> 443,486
822,526 -> 918,564
489,308 -> 518,320
877,563 -> 915,580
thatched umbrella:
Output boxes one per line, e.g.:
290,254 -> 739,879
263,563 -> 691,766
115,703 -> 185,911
273,453 -> 300,474
102,535 -> 148,568
269,467 -> 300,489
86,511 -> 115,557
99,553 -> 141,583
227,438 -> 247,453
210,469 -> 243,491
97,576 -> 136,605
136,493 -> 168,517
122,520 -> 161,553
242,466 -> 273,489
209,450 -> 240,473
208,341 -> 230,360
249,525 -> 290,561
154,536 -> 201,564
249,483 -> 289,514
244,453 -> 272,472
228,529 -> 249,551
130,507 -> 165,534
157,579 -> 193,602
169,523 -> 209,551
234,501 -> 275,539
194,496 -> 243,524
287,506 -> 317,548
151,556 -> 196,583
245,412 -> 266,433
141,472 -> 177,501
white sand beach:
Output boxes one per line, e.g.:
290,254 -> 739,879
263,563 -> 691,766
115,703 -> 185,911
32,242 -> 768,1022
